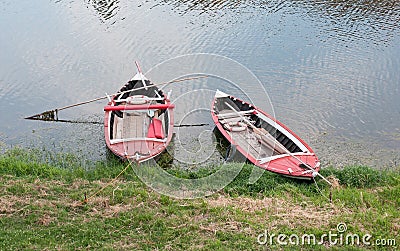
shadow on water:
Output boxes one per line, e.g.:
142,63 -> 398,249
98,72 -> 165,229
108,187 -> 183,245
155,127 -> 247,169
212,126 -> 247,163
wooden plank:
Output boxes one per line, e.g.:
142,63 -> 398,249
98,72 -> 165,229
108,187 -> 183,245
228,128 -> 275,160
110,137 -> 167,144
113,116 -> 123,139
219,117 -> 242,124
217,109 -> 254,119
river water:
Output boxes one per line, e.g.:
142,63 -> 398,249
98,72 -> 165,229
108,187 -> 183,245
0,0 -> 399,168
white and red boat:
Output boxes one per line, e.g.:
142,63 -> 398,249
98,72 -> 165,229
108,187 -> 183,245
104,63 -> 174,162
211,90 -> 320,180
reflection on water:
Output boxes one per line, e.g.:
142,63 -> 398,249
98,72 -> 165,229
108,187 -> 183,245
158,0 -> 400,43
85,0 -> 120,22
294,0 -> 400,44
0,0 -> 399,168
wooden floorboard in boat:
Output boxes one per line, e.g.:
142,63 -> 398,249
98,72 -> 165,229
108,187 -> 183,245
218,110 -> 276,160
114,112 -> 151,155
122,112 -> 148,139
228,128 -> 275,160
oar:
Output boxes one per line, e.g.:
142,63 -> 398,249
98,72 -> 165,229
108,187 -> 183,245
25,115 -> 208,127
174,123 -> 209,127
223,102 -> 332,186
135,61 -> 148,90
26,117 -> 102,125
25,75 -> 208,121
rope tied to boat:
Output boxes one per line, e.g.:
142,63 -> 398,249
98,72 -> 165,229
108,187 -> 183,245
313,177 -> 333,203
25,75 -> 208,122
80,160 -> 135,205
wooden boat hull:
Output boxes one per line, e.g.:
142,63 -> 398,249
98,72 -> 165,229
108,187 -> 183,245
104,72 -> 174,163
211,90 -> 320,180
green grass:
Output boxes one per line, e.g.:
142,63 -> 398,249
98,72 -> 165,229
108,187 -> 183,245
0,148 -> 399,250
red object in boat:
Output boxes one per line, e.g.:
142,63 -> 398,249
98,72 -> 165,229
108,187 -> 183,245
147,118 -> 164,139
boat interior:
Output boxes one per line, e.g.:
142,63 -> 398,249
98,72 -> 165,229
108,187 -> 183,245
108,79 -> 170,147
214,96 -> 303,161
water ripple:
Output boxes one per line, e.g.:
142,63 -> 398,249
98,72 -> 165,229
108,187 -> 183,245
0,0 -> 398,167
294,0 -> 400,44
85,0 -> 121,22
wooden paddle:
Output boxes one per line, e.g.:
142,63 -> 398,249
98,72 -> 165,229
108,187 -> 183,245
25,75 -> 208,121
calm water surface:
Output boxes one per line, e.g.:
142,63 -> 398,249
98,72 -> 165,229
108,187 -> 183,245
0,0 -> 399,168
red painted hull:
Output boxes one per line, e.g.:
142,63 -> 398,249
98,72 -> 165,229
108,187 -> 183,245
211,91 -> 320,180
104,104 -> 175,111
104,75 -> 174,163
104,110 -> 174,163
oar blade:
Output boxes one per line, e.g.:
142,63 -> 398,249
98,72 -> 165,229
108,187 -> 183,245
25,110 -> 57,121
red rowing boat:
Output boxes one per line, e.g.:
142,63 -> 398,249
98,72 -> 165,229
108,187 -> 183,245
211,90 -> 320,180
104,63 -> 174,162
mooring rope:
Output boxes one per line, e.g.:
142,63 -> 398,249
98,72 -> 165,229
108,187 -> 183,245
25,75 -> 208,121
313,177 -> 332,203
81,160 -> 135,205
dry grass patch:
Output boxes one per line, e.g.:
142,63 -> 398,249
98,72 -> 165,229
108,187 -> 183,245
207,196 -> 276,213
86,196 -> 134,218
199,220 -> 253,235
106,239 -> 141,250
0,195 -> 31,215
206,195 -> 351,230
0,195 -> 59,216
37,213 -> 54,226
327,175 -> 340,189
70,179 -> 91,189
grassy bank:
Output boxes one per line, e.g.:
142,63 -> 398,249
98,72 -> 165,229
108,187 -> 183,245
0,148 -> 399,250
